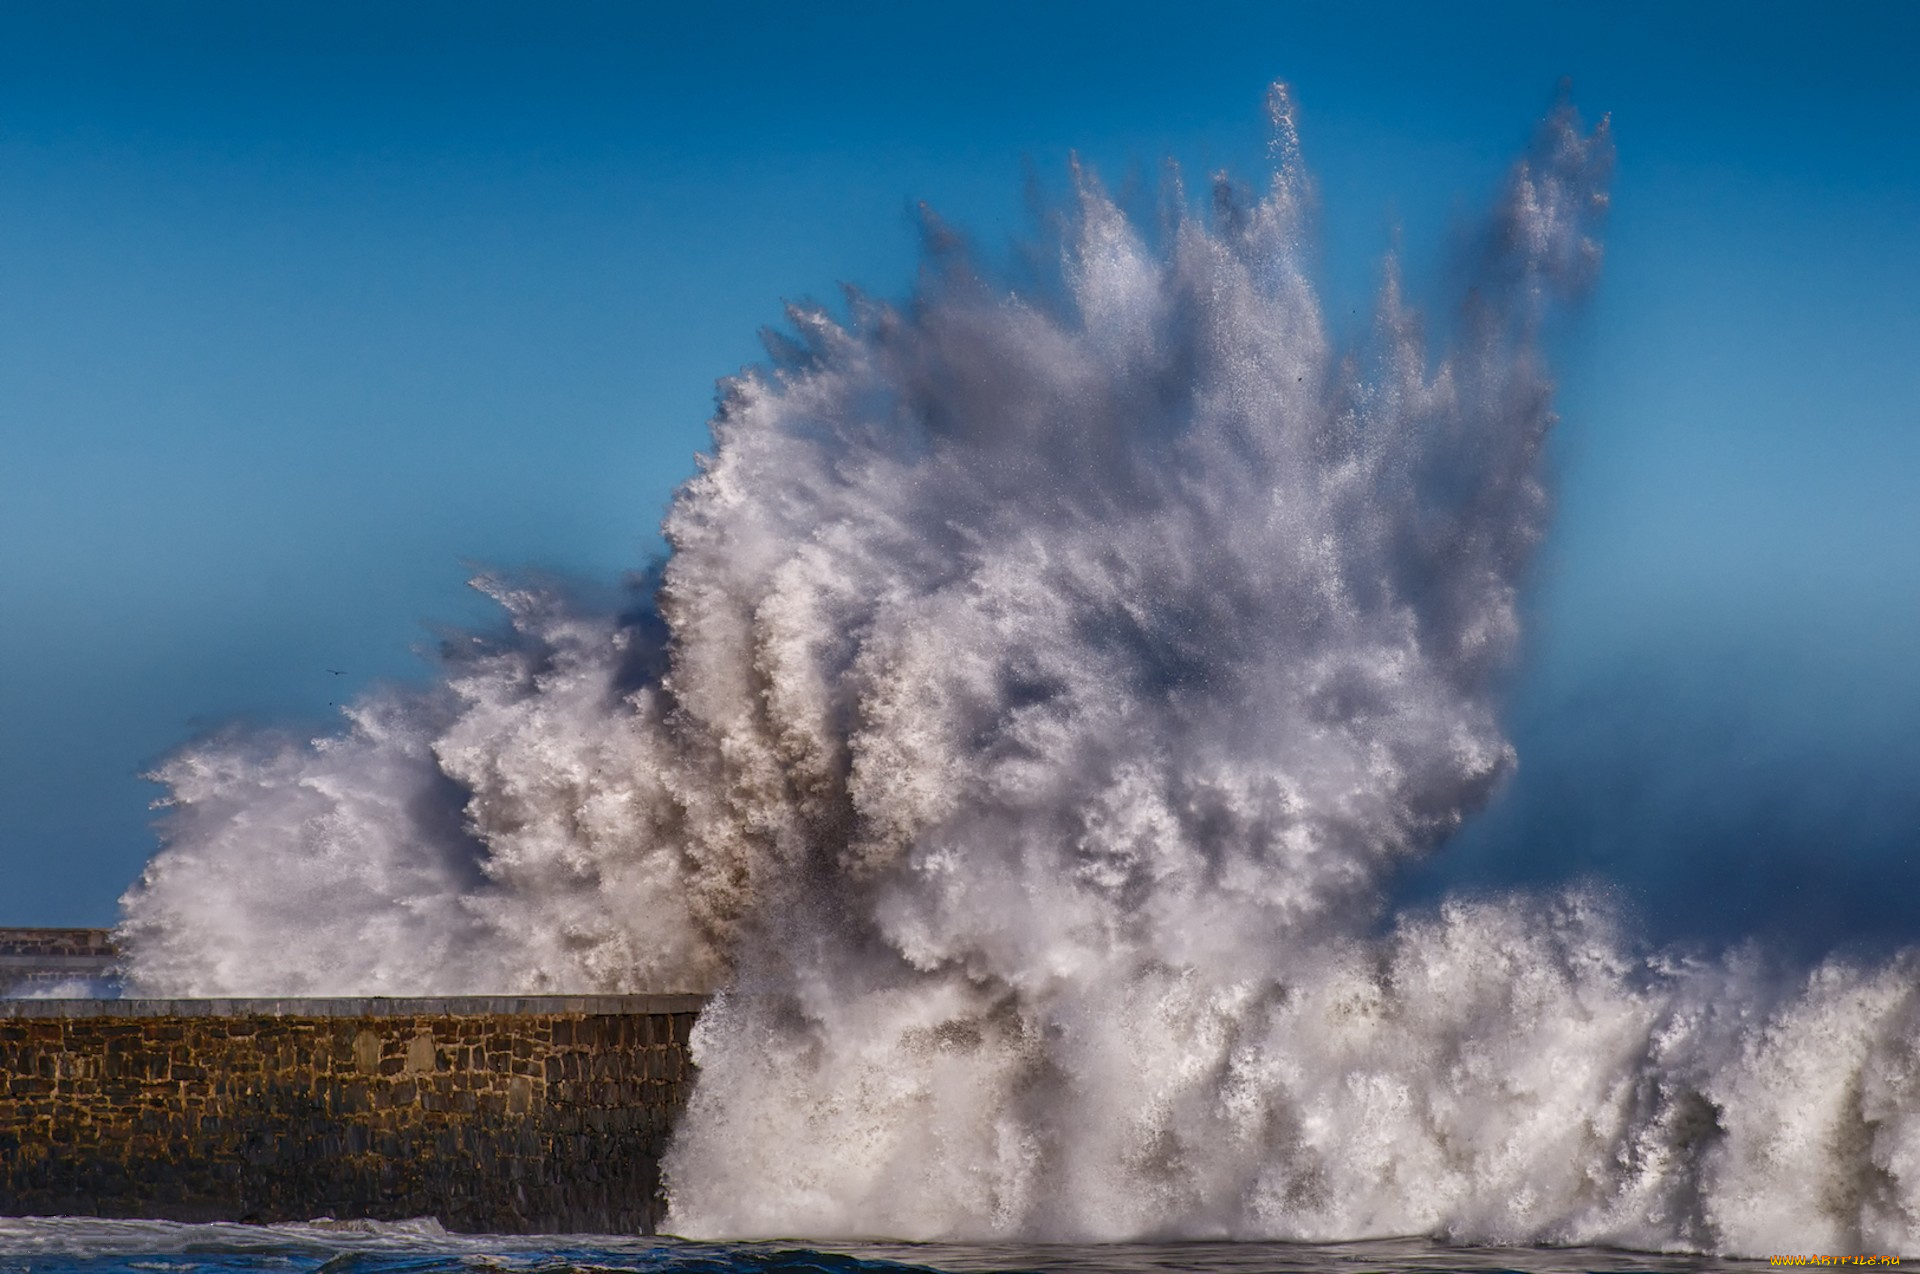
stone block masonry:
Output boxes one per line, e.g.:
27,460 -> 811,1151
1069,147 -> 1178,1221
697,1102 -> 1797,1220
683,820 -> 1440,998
0,996 -> 705,1234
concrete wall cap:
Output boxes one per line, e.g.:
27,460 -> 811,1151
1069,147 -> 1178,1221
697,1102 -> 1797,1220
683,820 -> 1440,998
0,994 -> 709,1018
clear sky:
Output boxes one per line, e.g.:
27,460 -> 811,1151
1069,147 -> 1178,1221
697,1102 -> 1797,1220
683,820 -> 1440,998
3,1 -> 1916,955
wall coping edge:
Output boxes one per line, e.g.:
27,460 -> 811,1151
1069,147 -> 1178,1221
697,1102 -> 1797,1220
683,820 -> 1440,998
0,994 -> 709,1018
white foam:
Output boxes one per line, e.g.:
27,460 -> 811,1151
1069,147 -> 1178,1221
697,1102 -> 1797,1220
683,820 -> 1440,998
116,89 -> 1920,1257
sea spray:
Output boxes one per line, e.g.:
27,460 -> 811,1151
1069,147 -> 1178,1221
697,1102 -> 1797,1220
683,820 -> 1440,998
123,581 -> 718,997
116,89 -> 1920,1256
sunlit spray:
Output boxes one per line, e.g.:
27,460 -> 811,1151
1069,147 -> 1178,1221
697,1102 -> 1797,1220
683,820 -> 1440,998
117,89 -> 1920,1256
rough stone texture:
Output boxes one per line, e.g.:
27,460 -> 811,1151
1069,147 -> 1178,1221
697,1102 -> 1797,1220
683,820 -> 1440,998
0,996 -> 705,1233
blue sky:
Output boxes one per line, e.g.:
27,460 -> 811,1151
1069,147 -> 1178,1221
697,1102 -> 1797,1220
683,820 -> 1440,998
3,1 -> 1916,951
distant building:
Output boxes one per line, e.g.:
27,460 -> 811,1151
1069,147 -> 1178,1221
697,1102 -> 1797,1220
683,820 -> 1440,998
0,928 -> 118,996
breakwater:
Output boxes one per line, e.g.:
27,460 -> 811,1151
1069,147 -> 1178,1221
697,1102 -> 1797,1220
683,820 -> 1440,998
0,995 -> 703,1233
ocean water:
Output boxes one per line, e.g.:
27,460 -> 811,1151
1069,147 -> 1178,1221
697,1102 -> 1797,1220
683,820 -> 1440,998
0,1218 -> 1765,1274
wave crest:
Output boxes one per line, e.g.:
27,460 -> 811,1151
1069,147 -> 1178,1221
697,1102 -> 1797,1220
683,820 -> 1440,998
119,90 -> 1920,1256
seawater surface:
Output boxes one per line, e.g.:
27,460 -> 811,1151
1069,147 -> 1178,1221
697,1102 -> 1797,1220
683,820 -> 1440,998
0,1218 -> 1769,1274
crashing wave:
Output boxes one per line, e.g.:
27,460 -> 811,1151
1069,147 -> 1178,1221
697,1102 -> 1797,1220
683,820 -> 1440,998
116,88 -> 1920,1257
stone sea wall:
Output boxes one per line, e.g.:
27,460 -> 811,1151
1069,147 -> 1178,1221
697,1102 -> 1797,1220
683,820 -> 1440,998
0,995 -> 704,1233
